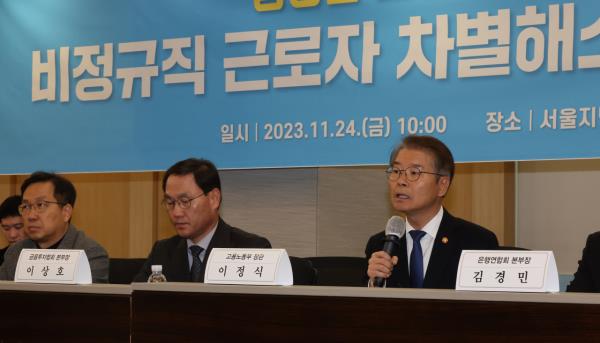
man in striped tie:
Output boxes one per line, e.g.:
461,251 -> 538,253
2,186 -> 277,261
134,158 -> 271,283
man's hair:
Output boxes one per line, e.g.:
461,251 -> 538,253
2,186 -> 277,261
389,135 -> 455,184
162,158 -> 221,195
0,195 -> 22,220
20,171 -> 77,207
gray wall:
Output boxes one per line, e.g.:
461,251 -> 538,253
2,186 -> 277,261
517,159 -> 600,274
218,160 -> 599,274
220,166 -> 393,258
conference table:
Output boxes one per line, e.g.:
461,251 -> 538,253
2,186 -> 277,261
0,281 -> 130,342
131,283 -> 600,342
1,281 -> 600,342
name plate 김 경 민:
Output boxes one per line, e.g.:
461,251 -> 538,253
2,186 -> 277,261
455,250 -> 559,293
204,248 -> 293,286
14,249 -> 92,284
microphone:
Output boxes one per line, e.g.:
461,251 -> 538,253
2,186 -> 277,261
373,216 -> 406,287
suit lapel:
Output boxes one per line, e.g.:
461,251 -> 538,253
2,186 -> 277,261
199,219 -> 230,282
204,219 -> 231,257
423,211 -> 455,288
171,238 -> 192,282
390,235 -> 410,287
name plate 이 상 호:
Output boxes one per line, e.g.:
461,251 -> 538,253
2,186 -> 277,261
15,249 -> 93,284
455,250 -> 559,292
205,248 -> 293,286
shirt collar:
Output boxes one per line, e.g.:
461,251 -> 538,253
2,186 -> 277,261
406,206 -> 444,239
186,220 -> 219,251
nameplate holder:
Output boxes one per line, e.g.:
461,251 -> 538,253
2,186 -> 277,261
205,248 -> 292,286
15,249 -> 92,284
455,250 -> 559,292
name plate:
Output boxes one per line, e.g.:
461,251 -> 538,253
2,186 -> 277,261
15,249 -> 92,284
455,250 -> 559,292
204,248 -> 292,286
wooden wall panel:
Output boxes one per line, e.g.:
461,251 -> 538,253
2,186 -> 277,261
127,173 -> 157,258
68,173 -> 132,258
445,162 -> 514,246
503,163 -> 516,246
0,164 -> 515,259
444,164 -> 474,221
155,172 -> 173,242
7,173 -> 158,258
470,162 -> 514,245
0,176 -> 15,199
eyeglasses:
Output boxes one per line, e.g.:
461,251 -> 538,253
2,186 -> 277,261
162,193 -> 205,210
18,200 -> 65,215
385,166 -> 447,182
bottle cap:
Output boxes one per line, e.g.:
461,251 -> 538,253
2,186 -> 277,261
151,265 -> 163,272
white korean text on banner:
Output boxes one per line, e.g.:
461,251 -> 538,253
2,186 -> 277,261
1,0 -> 598,173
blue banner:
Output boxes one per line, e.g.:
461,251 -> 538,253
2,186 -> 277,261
1,0 -> 599,173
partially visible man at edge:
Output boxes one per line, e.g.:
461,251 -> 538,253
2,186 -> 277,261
365,135 -> 499,289
567,231 -> 600,292
0,195 -> 26,266
0,172 -> 109,283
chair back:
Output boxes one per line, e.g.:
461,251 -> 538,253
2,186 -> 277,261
307,256 -> 367,287
289,256 -> 318,285
109,258 -> 146,284
496,246 -> 529,250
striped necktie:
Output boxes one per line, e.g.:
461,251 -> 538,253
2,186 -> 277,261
189,245 -> 204,282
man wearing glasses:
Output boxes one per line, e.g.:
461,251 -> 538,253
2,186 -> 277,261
0,195 -> 26,266
365,135 -> 498,289
0,172 -> 109,282
134,158 -> 271,283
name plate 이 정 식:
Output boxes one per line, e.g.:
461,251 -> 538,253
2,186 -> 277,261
204,248 -> 293,286
455,250 -> 559,292
14,249 -> 93,284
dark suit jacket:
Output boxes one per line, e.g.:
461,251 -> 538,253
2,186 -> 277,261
134,219 -> 271,282
364,210 -> 499,289
567,231 -> 600,292
0,246 -> 7,266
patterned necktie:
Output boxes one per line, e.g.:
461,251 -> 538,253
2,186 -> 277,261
189,245 -> 204,282
409,230 -> 427,288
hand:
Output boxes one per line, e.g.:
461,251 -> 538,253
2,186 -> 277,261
367,251 -> 398,283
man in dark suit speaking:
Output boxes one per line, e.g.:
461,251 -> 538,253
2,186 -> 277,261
134,158 -> 271,282
365,136 -> 498,289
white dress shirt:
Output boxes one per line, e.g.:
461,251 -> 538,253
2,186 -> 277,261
406,206 -> 444,276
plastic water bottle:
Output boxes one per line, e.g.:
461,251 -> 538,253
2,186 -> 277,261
147,265 -> 167,283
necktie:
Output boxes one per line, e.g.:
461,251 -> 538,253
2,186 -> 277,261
189,245 -> 204,282
409,230 -> 427,288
